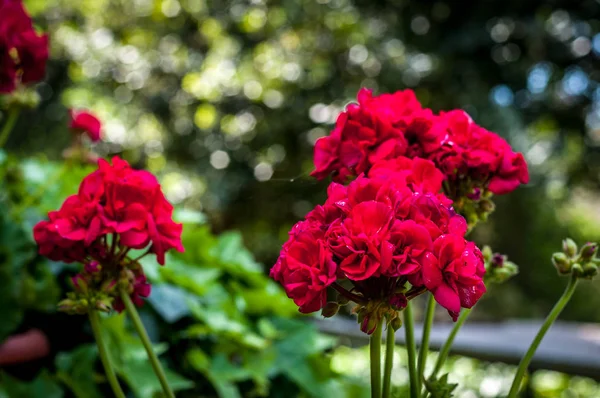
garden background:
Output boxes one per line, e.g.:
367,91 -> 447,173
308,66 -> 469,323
1,0 -> 599,397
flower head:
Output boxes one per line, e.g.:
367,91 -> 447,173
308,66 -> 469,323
34,156 -> 184,312
0,0 -> 48,93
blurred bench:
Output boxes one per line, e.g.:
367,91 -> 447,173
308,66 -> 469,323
315,318 -> 600,380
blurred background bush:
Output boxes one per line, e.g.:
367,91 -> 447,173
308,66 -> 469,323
1,0 -> 600,396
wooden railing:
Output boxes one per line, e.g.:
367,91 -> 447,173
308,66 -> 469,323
315,318 -> 600,380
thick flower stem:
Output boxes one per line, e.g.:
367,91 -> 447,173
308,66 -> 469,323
119,287 -> 175,398
88,311 -> 126,398
382,323 -> 396,398
370,320 -> 383,398
404,302 -> 418,398
0,109 -> 19,148
417,294 -> 436,396
507,274 -> 579,398
430,307 -> 471,379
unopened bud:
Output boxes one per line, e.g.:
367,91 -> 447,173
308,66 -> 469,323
389,294 -> 407,310
71,274 -> 88,294
582,262 -> 598,278
492,253 -> 505,268
467,187 -> 481,201
563,238 -> 577,258
321,302 -> 340,318
101,279 -> 117,294
336,293 -> 350,305
390,316 -> 402,331
552,252 -> 571,275
360,314 -> 379,335
571,263 -> 583,277
579,242 -> 598,261
58,298 -> 77,312
479,199 -> 495,213
95,299 -> 112,313
481,246 -> 493,263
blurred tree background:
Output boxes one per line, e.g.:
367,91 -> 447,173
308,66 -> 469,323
8,0 -> 600,322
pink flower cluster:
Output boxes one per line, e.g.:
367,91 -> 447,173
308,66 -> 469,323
312,89 -> 529,196
271,156 -> 486,323
34,156 -> 184,310
0,0 -> 48,93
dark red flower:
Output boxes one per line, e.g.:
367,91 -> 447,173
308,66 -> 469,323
0,0 -> 48,93
328,201 -> 394,281
311,88 -> 421,181
34,156 -> 184,310
424,234 -> 486,320
69,109 -> 102,142
270,229 -> 337,313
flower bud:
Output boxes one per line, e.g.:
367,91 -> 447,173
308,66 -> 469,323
552,252 -> 571,275
360,315 -> 379,335
467,187 -> 481,201
579,242 -> 598,262
571,263 -> 583,277
85,261 -> 101,274
486,260 -> 519,284
336,292 -> 350,305
71,274 -> 88,294
390,316 -> 402,331
389,294 -> 407,310
95,298 -> 113,313
582,262 -> 598,279
481,246 -> 493,263
321,302 -> 340,318
101,279 -> 117,294
479,198 -> 495,213
562,238 -> 577,258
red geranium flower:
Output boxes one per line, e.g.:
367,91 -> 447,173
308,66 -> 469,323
34,156 -> 184,311
0,0 -> 48,93
424,234 -> 487,320
270,228 -> 337,313
69,109 -> 102,142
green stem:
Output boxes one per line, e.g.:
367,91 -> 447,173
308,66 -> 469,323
431,307 -> 471,379
88,311 -> 126,398
119,287 -> 175,398
370,320 -> 383,398
507,274 -> 579,398
382,323 -> 396,398
0,109 -> 19,148
404,302 -> 418,398
417,294 -> 436,396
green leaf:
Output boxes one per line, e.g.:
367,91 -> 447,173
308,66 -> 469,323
55,345 -> 102,398
210,231 -> 263,276
0,371 -> 63,398
100,314 -> 194,396
118,359 -> 194,398
147,284 -> 193,323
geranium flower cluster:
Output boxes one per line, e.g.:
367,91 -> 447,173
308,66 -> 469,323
271,156 -> 486,331
0,0 -> 48,93
311,89 -> 529,222
34,156 -> 184,312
